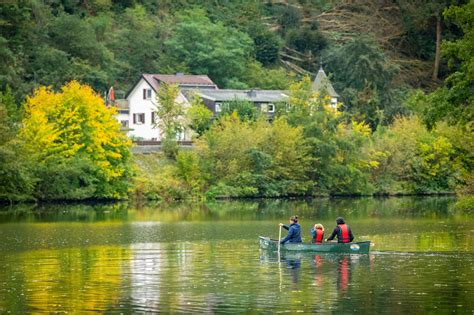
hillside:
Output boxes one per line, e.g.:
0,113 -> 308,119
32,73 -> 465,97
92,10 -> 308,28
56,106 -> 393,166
0,0 -> 471,129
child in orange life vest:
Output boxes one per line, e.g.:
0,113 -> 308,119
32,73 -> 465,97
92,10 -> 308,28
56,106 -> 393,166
311,223 -> 325,244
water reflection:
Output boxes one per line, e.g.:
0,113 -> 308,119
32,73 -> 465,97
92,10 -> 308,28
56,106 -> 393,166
0,246 -> 130,313
129,243 -> 162,311
0,196 -> 459,224
338,256 -> 350,291
259,250 -> 376,312
261,250 -> 369,291
0,197 -> 473,313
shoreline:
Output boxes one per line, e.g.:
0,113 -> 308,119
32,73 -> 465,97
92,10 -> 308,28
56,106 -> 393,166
0,192 -> 459,207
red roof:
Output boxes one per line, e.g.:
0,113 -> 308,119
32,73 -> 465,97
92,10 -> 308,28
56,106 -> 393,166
126,74 -> 218,99
143,74 -> 217,90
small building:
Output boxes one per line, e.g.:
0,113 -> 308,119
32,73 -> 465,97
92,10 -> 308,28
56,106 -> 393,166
312,67 -> 339,108
182,89 -> 288,117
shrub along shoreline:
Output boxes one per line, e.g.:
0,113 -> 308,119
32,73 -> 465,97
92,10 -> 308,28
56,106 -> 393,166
130,79 -> 471,203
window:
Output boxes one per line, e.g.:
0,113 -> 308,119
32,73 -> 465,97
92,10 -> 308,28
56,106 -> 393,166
176,131 -> 185,141
268,103 -> 275,113
215,102 -> 222,113
120,120 -> 129,128
143,88 -> 152,100
151,112 -> 156,125
133,113 -> 145,125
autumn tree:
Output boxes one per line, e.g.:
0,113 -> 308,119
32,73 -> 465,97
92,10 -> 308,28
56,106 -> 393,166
19,81 -> 132,199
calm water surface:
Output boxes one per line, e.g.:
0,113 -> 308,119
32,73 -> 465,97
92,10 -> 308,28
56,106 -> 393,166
0,197 -> 473,313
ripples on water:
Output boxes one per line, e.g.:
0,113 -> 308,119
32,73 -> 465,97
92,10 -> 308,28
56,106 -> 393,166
0,197 -> 473,313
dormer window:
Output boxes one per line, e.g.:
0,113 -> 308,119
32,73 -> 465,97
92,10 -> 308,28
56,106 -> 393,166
143,89 -> 152,100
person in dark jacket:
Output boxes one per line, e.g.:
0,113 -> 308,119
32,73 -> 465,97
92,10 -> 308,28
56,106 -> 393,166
326,217 -> 354,243
279,215 -> 302,244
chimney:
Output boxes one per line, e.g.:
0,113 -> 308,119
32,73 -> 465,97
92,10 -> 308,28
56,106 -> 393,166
247,89 -> 257,97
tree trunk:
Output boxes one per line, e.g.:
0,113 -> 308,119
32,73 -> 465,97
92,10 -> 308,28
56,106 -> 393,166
432,14 -> 441,80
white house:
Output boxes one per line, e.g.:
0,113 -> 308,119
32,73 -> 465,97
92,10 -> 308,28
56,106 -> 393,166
120,73 -> 218,141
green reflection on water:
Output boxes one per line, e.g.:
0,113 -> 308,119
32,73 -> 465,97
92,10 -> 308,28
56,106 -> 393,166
0,197 -> 473,313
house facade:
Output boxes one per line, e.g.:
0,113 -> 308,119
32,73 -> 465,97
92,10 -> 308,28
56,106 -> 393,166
121,74 -> 217,140
116,69 -> 339,141
182,89 -> 289,119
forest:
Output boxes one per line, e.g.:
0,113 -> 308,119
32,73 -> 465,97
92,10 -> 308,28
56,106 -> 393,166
0,0 -> 472,208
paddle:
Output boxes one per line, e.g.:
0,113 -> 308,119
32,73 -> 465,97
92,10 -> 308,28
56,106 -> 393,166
278,224 -> 282,256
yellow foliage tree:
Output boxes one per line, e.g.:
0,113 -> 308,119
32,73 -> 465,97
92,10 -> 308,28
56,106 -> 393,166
20,81 -> 132,199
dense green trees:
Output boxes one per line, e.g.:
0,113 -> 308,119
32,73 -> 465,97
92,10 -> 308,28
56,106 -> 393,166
326,36 -> 407,129
1,0 -> 465,100
282,78 -> 376,195
113,6 -> 162,84
0,89 -> 33,202
414,1 -> 474,128
160,9 -> 254,88
0,1 -> 472,202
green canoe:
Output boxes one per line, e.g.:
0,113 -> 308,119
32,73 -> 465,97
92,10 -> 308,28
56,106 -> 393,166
259,236 -> 371,254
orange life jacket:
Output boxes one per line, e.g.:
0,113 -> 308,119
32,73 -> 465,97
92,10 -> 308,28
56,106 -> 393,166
339,224 -> 350,243
313,229 -> 324,244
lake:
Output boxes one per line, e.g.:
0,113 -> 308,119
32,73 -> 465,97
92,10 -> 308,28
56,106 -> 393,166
0,197 -> 473,313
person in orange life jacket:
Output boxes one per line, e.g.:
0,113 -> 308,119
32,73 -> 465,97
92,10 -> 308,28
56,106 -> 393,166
310,223 -> 324,244
326,217 -> 354,243
279,215 -> 302,244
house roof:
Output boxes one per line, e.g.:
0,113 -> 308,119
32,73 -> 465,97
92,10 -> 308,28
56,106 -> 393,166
149,74 -> 217,87
312,68 -> 339,97
184,89 -> 289,103
125,74 -> 217,98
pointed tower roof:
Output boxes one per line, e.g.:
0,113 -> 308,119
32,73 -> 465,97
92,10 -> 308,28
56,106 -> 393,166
312,67 -> 339,97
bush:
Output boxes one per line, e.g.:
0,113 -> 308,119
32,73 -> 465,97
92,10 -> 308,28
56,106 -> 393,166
369,116 -> 466,194
132,155 -> 189,201
33,157 -> 100,200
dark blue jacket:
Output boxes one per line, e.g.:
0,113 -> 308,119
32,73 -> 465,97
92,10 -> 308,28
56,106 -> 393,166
280,223 -> 302,244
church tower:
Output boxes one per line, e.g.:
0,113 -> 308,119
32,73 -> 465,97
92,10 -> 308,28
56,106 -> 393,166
312,67 -> 339,109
